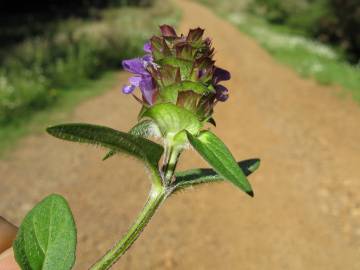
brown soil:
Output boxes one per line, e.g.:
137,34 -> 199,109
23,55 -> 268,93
1,0 -> 360,269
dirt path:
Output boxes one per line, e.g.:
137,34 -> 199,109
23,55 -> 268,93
1,0 -> 360,269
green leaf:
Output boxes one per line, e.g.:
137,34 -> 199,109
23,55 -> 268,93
186,130 -> 254,196
159,81 -> 214,103
142,103 -> 201,141
102,120 -> 161,161
47,123 -> 164,178
13,194 -> 76,270
173,159 -> 260,192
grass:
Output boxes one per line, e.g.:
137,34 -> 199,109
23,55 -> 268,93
197,0 -> 360,102
0,72 -> 118,157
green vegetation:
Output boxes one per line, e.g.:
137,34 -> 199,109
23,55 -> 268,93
0,72 -> 117,156
0,0 -> 180,154
248,0 -> 360,63
197,0 -> 360,102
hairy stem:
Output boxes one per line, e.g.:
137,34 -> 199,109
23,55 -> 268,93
89,186 -> 165,270
163,146 -> 181,184
90,144 -> 182,269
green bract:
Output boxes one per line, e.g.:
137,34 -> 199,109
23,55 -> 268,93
158,81 -> 214,104
141,103 -> 202,144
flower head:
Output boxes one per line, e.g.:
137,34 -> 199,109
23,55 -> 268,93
121,25 -> 231,121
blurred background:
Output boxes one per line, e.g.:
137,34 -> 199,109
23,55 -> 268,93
0,0 -> 359,269
199,0 -> 360,96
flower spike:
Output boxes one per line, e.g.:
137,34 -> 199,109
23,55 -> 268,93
121,25 -> 232,117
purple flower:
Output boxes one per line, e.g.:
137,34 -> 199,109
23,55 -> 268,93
214,85 -> 229,102
213,67 -> 231,84
212,67 -> 231,102
143,42 -> 152,53
121,51 -> 157,104
122,58 -> 148,75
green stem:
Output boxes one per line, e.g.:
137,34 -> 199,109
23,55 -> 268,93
163,146 -> 181,183
89,186 -> 165,270
90,143 -> 182,269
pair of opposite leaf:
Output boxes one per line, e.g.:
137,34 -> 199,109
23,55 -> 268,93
46,112 -> 257,197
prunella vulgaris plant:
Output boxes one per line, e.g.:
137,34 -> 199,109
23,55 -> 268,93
13,25 -> 260,270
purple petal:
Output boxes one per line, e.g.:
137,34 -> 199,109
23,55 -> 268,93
143,41 -> 152,53
213,67 -> 231,84
215,84 -> 229,102
142,54 -> 154,66
139,75 -> 156,104
122,84 -> 136,94
122,58 -> 146,75
129,76 -> 142,87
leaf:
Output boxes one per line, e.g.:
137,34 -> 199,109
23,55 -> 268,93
102,120 -> 161,161
13,194 -> 76,270
173,159 -> 260,192
142,103 -> 201,140
47,123 -> 164,178
186,130 -> 254,196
